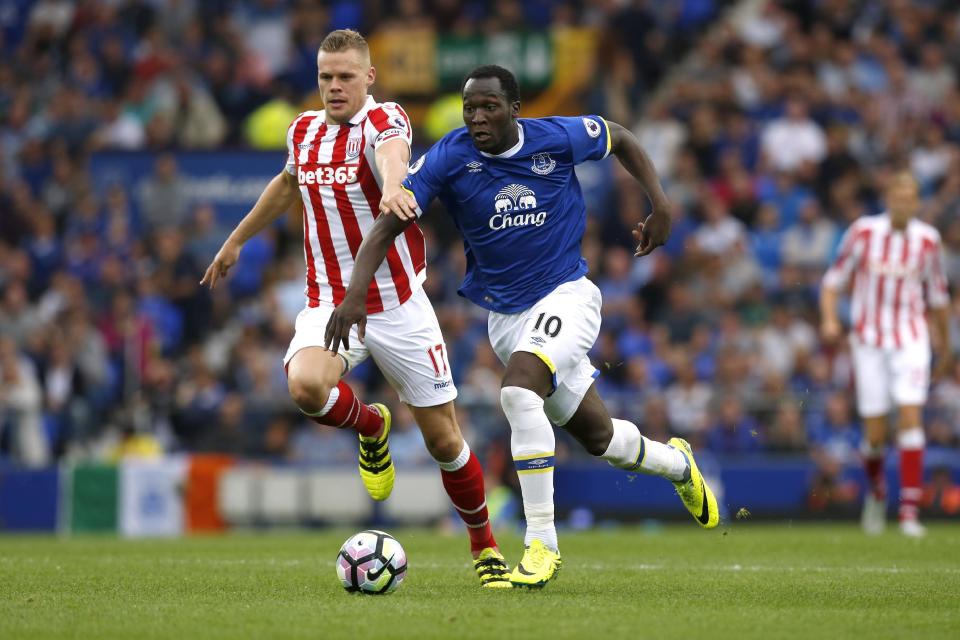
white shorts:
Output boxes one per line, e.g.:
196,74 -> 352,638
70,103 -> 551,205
488,276 -> 601,426
851,339 -> 931,418
283,287 -> 457,407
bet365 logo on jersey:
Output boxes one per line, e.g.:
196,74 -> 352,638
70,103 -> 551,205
297,164 -> 359,186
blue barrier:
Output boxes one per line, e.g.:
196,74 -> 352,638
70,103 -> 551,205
89,151 -> 285,224
0,467 -> 60,531
555,456 -> 960,519
88,148 -> 616,226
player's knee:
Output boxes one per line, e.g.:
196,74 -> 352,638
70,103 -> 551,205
287,374 -> 333,414
500,386 -> 544,421
580,425 -> 612,457
424,433 -> 463,463
501,354 -> 552,397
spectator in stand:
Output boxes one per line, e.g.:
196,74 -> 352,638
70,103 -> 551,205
665,355 -> 712,437
760,95 -> 827,173
706,395 -> 763,455
139,154 -> 191,231
0,337 -> 49,467
781,198 -> 837,273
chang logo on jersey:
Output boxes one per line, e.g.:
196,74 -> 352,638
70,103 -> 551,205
489,183 -> 547,230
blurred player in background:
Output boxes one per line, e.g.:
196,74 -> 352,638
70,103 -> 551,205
821,172 -> 952,538
326,65 -> 719,588
201,31 -> 510,587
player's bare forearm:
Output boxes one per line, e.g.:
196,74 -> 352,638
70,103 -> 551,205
376,138 -> 411,192
931,305 -> 951,351
819,285 -> 844,342
200,171 -> 299,288
606,121 -> 671,255
819,286 -> 840,324
376,139 -> 418,220
607,121 -> 670,214
323,212 -> 413,353
227,171 -> 299,246
346,213 -> 411,303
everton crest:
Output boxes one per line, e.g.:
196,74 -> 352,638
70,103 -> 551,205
531,152 -> 556,175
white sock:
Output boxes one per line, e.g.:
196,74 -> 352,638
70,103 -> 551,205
897,428 -> 925,449
302,386 -> 339,417
860,440 -> 885,458
436,441 -> 470,471
501,386 -> 558,552
603,419 -> 689,482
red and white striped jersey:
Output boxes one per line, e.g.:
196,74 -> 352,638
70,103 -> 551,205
823,213 -> 950,349
285,96 -> 426,313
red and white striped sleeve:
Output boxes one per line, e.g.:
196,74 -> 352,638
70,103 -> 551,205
822,219 -> 863,290
924,229 -> 951,309
365,101 -> 413,150
285,113 -> 307,175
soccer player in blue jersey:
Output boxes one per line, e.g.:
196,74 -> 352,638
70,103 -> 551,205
325,65 -> 719,588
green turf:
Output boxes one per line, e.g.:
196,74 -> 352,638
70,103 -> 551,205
2,523 -> 959,640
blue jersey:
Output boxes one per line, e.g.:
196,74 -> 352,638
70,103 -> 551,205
403,116 -> 611,313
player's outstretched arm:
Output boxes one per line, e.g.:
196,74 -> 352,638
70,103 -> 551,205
376,138 -> 419,221
323,212 -> 414,354
819,285 -> 843,344
931,305 -> 952,378
605,121 -> 673,257
200,171 -> 299,289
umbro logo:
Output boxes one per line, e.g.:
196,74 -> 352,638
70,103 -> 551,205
466,161 -> 483,173
298,142 -> 314,150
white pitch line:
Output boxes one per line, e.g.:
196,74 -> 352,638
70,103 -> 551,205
580,563 -> 960,575
4,557 -> 959,575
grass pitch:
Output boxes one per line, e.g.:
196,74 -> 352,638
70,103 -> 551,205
2,523 -> 959,640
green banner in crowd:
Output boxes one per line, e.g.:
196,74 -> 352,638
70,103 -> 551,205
70,463 -> 119,533
436,33 -> 552,92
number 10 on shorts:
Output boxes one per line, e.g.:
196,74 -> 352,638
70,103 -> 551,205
427,344 -> 448,377
534,313 -> 562,337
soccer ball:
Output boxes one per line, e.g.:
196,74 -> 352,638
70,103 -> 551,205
336,530 -> 407,594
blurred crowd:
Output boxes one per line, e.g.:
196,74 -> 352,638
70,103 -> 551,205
0,1 -> 958,503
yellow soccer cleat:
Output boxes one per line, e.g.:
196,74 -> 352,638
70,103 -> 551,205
358,403 -> 394,502
473,548 -> 512,589
669,437 -> 720,529
509,539 -> 562,589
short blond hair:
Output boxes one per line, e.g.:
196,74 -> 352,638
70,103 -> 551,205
320,29 -> 369,57
887,170 -> 918,191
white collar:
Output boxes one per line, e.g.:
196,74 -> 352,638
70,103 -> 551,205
348,95 -> 376,125
479,122 -> 524,158
324,95 -> 375,126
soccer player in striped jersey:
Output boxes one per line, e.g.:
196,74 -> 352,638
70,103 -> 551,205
326,65 -> 719,588
821,172 -> 952,538
201,30 -> 509,587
